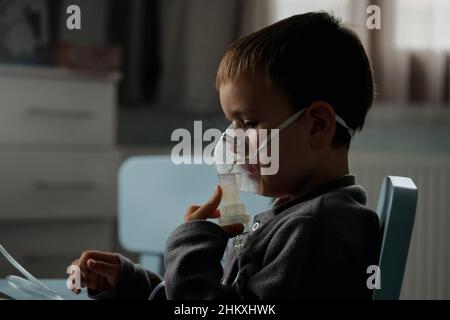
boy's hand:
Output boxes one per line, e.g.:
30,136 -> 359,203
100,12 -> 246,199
184,185 -> 244,237
68,250 -> 121,294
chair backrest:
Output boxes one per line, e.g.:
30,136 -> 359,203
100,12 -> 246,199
372,176 -> 418,300
118,155 -> 271,275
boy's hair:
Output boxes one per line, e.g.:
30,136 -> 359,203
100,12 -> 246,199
216,12 -> 374,146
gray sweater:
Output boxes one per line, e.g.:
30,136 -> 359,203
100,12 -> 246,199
90,175 -> 380,300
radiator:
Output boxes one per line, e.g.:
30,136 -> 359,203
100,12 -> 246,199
350,152 -> 450,299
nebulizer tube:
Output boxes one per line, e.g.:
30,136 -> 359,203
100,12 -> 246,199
217,172 -> 250,252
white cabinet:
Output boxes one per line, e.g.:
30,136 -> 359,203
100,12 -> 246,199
0,148 -> 119,220
0,65 -> 120,277
0,65 -> 117,146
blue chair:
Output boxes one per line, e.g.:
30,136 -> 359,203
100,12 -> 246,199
118,155 -> 271,275
372,176 -> 418,300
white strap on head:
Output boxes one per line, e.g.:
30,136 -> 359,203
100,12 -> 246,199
256,110 -> 306,152
278,108 -> 354,137
277,109 -> 306,131
335,115 -> 354,136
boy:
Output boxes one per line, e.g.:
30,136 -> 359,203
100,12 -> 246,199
70,12 -> 380,300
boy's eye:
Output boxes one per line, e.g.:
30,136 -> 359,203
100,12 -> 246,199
243,121 -> 259,129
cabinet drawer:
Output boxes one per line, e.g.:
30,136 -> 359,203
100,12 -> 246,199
0,149 -> 119,220
0,221 -> 115,278
0,76 -> 116,145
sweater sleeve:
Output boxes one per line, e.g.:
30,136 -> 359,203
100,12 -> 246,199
164,220 -> 240,300
88,254 -> 163,300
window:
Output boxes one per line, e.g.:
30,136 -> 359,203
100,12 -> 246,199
269,0 -> 353,24
395,0 -> 450,50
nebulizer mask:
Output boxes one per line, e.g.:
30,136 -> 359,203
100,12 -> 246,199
212,107 -> 353,251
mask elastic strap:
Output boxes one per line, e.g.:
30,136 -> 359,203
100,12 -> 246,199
335,115 -> 354,136
256,108 -> 306,153
279,108 -> 354,137
277,109 -> 306,131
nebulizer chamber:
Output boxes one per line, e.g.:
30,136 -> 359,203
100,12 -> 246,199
218,173 -> 250,227
217,172 -> 250,251
214,128 -> 251,252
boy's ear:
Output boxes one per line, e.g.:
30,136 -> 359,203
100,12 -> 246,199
304,101 -> 336,148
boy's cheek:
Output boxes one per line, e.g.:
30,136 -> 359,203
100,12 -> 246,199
259,132 -> 313,196
270,151 -> 310,194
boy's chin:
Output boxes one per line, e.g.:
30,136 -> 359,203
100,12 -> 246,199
258,176 -> 282,198
258,175 -> 301,199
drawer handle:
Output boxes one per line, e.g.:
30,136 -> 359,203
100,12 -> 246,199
27,107 -> 95,120
33,180 -> 99,190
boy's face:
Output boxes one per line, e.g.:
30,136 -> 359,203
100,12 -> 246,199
219,70 -> 326,198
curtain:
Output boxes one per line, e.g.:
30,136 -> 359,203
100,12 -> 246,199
158,0 -> 243,112
108,0 -> 271,109
108,0 -> 160,104
370,0 -> 450,105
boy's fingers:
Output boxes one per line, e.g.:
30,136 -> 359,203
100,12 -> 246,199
222,224 -> 244,238
184,205 -> 200,221
86,273 -> 104,292
87,259 -> 119,285
87,259 -> 111,275
211,209 -> 221,219
82,275 -> 95,288
78,251 -> 119,269
184,208 -> 220,222
189,186 -> 222,220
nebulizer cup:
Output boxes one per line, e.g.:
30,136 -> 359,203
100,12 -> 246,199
214,126 -> 251,252
217,172 -> 250,251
